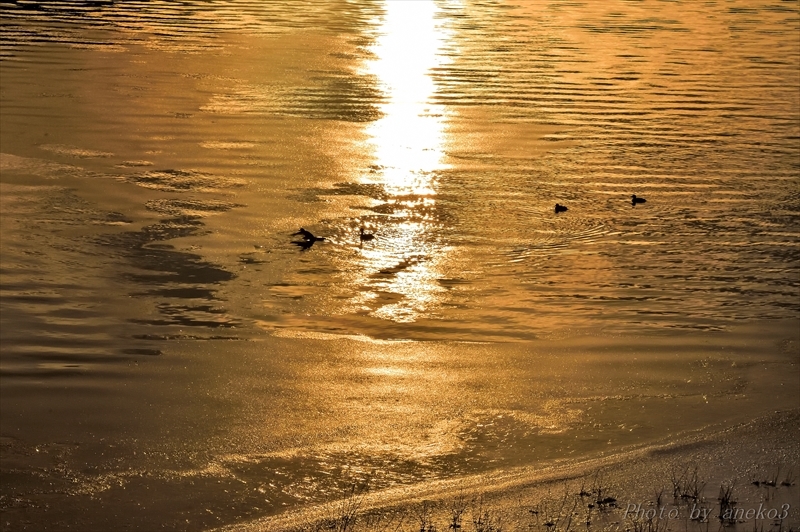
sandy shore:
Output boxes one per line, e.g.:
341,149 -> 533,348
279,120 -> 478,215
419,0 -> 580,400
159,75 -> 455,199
218,408 -> 800,531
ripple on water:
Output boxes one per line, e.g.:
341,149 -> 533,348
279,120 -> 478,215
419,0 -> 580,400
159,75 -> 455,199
0,1 -> 386,59
39,144 -> 114,158
129,169 -> 245,193
144,198 -> 245,217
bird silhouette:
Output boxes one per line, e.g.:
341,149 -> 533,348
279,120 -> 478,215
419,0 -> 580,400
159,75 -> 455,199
290,227 -> 325,251
292,227 -> 325,242
359,227 -> 375,246
631,194 -> 647,206
555,203 -> 568,213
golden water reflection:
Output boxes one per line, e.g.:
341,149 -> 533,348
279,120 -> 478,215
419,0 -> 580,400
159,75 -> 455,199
362,0 -> 450,195
353,0 -> 454,324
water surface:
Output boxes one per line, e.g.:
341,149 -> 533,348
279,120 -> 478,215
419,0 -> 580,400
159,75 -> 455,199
1,1 -> 798,530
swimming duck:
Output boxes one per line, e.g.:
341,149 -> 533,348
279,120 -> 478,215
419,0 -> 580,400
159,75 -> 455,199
554,203 -> 568,213
292,227 -> 325,242
631,195 -> 646,206
359,227 -> 375,245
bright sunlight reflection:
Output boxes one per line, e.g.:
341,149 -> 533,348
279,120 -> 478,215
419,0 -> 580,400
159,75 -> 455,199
362,0 -> 450,196
351,1 -> 453,324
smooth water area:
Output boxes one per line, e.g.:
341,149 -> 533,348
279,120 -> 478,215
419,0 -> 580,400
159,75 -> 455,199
1,1 -> 799,530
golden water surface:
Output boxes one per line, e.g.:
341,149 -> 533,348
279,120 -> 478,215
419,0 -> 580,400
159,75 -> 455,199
1,1 -> 798,530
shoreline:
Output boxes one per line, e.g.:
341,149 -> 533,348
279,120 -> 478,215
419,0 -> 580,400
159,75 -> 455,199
218,408 -> 800,531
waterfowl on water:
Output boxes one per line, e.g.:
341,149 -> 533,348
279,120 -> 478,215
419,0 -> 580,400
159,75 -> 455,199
359,227 -> 375,245
290,227 -> 325,251
292,227 -> 325,242
554,203 -> 568,213
631,194 -> 647,206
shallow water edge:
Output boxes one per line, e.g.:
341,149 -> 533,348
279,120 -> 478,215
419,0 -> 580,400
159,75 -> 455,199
216,408 -> 800,532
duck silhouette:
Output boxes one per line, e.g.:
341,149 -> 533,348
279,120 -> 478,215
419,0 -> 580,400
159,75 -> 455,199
631,194 -> 647,206
290,227 -> 325,251
554,203 -> 568,213
292,227 -> 325,242
359,227 -> 375,246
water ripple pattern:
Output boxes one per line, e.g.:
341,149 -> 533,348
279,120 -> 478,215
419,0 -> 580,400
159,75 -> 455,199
417,0 -> 800,335
2,0 -> 799,342
1,1 -> 384,58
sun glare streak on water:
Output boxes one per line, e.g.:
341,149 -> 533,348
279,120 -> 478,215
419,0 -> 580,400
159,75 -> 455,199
346,0 -> 454,324
362,0 -> 451,195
